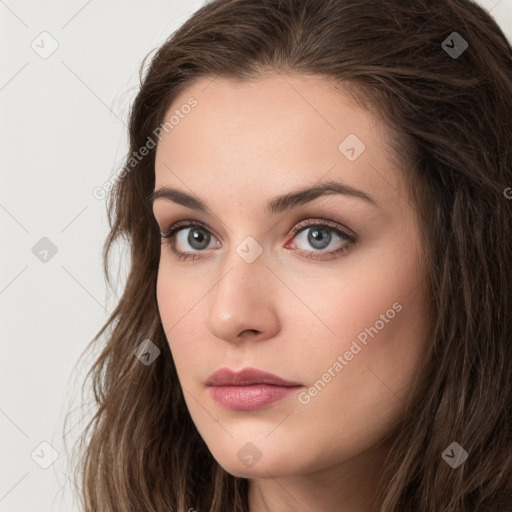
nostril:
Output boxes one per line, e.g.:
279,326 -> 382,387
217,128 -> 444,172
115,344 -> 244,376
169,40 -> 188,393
239,329 -> 259,337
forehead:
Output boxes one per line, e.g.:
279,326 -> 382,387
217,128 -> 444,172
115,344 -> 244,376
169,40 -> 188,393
153,73 -> 406,209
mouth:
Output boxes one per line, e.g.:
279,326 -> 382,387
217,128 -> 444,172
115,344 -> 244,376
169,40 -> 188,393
205,367 -> 303,410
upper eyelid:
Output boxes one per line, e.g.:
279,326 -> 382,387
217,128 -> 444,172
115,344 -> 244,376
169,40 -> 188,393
293,218 -> 355,237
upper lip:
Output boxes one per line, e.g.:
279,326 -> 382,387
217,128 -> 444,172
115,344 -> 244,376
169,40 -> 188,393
205,367 -> 301,387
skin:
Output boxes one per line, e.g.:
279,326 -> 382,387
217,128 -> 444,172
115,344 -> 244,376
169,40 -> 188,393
152,72 -> 431,512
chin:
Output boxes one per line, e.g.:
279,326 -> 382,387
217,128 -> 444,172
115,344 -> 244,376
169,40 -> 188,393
221,462 -> 278,479
212,449 -> 295,479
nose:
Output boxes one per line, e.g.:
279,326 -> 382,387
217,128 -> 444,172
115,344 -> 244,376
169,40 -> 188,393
204,246 -> 281,344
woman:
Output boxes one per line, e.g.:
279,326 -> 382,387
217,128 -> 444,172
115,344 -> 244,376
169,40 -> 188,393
69,0 -> 512,510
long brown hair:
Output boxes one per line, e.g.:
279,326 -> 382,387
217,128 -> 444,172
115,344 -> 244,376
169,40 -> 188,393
66,0 -> 512,510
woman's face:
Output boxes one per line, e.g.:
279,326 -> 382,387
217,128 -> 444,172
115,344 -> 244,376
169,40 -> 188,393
152,72 -> 430,481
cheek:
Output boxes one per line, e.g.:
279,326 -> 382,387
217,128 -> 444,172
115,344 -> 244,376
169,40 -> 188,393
287,272 -> 429,466
156,260 -> 197,329
155,266 -> 192,369
156,269 -> 171,332
155,262 -> 214,385
297,235 -> 429,390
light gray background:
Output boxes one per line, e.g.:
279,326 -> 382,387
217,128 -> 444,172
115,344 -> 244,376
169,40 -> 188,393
1,1 -> 511,510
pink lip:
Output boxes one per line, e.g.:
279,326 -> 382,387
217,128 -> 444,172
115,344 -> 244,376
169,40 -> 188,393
205,367 -> 301,387
205,367 -> 303,410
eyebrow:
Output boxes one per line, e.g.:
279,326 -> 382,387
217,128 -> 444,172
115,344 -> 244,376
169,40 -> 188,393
149,178 -> 379,215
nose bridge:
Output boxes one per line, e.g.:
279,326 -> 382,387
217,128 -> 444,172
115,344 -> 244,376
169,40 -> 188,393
212,239 -> 267,312
204,238 -> 279,341
217,215 -> 268,291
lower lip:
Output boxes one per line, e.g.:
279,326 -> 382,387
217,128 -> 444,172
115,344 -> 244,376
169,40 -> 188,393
209,384 -> 301,410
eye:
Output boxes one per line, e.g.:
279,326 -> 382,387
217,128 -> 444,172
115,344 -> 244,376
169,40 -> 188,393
160,218 -> 356,262
160,220 -> 220,262
286,219 -> 356,260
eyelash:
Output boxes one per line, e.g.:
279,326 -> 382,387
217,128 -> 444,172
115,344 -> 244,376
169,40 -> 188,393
159,219 -> 356,262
